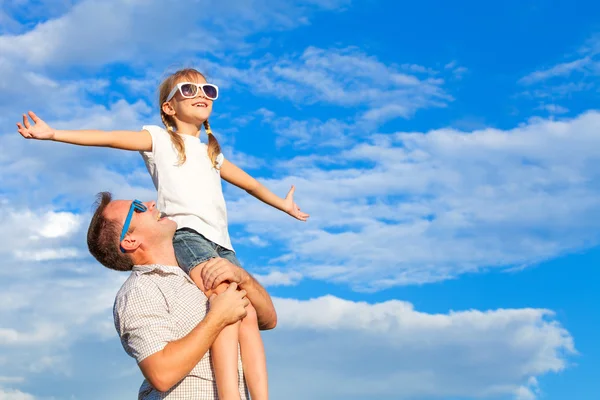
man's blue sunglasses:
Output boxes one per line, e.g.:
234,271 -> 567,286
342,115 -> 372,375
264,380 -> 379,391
119,199 -> 147,253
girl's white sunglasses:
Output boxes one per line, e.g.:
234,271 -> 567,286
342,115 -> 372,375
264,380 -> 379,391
166,82 -> 219,102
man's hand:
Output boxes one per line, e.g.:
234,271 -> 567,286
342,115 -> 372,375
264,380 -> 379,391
201,257 -> 249,290
208,282 -> 249,327
17,111 -> 55,140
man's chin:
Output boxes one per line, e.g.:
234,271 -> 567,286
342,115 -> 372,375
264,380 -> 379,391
167,222 -> 178,235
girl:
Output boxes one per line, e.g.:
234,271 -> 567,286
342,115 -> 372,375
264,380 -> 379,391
17,68 -> 309,400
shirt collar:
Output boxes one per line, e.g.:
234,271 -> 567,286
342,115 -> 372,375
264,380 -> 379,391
132,263 -> 186,276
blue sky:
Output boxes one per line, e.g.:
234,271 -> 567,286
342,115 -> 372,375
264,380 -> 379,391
0,0 -> 599,399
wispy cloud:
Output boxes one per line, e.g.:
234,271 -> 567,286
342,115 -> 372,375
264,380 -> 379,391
444,60 -> 468,79
266,295 -> 574,399
0,386 -> 36,400
518,34 -> 600,100
0,3 -> 588,399
0,377 -> 24,384
208,47 -> 455,148
255,270 -> 303,287
7,86 -> 600,292
0,0 -> 350,67
536,104 -> 569,115
0,265 -> 575,400
211,46 -> 453,127
0,100 -> 584,397
226,110 -> 600,290
0,204 -> 86,263
519,57 -> 591,85
260,113 -> 355,148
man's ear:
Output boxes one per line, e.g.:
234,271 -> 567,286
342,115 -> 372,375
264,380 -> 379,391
121,235 -> 141,253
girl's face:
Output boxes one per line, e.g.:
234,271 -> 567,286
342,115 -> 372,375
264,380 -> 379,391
163,74 -> 214,127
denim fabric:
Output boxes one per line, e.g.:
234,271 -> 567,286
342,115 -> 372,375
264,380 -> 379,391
173,228 -> 241,275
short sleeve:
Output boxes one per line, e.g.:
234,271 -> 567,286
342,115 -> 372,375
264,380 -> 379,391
140,125 -> 169,160
113,282 -> 177,363
216,153 -> 225,169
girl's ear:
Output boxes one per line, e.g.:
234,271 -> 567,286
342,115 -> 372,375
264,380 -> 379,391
162,101 -> 175,116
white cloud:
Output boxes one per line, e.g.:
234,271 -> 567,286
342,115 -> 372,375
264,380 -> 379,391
536,104 -> 569,115
519,57 -> 591,85
444,60 -> 468,79
518,34 -> 600,100
0,378 -> 24,384
0,324 -> 66,346
0,0 -> 350,68
0,56 -> 115,127
362,103 -> 410,122
14,248 -> 81,261
235,234 -> 270,248
0,99 -> 157,212
0,205 -> 85,263
0,239 -> 576,400
266,295 -> 574,399
28,355 -> 70,375
0,5 -> 587,399
263,114 -> 355,148
8,108 -> 600,292
0,271 -> 122,342
513,377 -> 540,400
226,110 -> 600,289
0,387 -> 35,400
211,46 -> 452,126
0,281 -> 575,399
0,258 -> 127,388
255,270 -> 303,287
213,48 -> 454,148
38,211 -> 81,238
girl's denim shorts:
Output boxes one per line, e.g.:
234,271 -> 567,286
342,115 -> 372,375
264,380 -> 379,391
173,228 -> 242,275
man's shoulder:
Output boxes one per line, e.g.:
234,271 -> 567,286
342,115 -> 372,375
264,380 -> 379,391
114,271 -> 161,307
114,265 -> 186,303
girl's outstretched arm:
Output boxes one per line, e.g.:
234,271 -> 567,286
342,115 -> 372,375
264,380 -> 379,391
17,111 -> 152,152
220,158 -> 309,222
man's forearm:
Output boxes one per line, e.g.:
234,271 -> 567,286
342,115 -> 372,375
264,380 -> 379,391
240,272 -> 277,330
139,312 -> 225,392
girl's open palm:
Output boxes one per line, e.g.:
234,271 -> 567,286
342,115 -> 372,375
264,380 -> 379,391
17,111 -> 55,140
284,185 -> 310,222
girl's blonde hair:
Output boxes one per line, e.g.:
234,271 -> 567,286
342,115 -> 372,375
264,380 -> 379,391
158,68 -> 222,167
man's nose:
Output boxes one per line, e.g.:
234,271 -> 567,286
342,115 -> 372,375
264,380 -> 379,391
145,201 -> 156,210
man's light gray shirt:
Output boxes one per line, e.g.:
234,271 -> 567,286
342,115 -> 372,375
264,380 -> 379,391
113,264 -> 248,399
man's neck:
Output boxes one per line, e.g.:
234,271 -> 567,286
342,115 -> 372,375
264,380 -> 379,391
132,243 -> 179,267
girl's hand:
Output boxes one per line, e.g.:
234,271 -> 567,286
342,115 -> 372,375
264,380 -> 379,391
283,185 -> 310,222
17,111 -> 55,140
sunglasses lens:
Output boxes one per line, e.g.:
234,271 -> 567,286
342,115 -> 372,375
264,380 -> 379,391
180,83 -> 198,98
202,85 -> 218,99
133,200 -> 147,212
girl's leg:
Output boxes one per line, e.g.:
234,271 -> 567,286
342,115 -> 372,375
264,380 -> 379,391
173,229 -> 242,399
218,248 -> 269,400
239,302 -> 268,400
190,266 -> 241,400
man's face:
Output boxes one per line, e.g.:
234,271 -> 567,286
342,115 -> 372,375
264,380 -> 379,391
104,199 -> 176,251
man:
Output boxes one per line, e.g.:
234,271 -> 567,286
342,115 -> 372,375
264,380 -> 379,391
86,192 -> 277,399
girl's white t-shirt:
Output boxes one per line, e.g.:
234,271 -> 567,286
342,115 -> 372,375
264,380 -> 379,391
139,125 -> 233,251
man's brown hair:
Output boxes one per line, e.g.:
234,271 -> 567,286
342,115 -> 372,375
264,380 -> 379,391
87,192 -> 133,271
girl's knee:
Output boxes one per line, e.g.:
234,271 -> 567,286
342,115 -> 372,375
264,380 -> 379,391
189,261 -> 209,292
189,260 -> 230,296
213,281 -> 230,295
